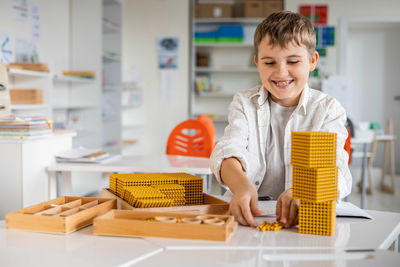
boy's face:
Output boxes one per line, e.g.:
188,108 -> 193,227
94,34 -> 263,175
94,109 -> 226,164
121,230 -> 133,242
254,36 -> 318,107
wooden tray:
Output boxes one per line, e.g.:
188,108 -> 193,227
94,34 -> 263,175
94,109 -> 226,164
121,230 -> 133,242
101,188 -> 229,215
6,196 -> 116,234
93,209 -> 237,242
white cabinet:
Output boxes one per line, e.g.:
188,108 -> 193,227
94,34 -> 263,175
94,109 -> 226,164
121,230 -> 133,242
191,18 -> 261,138
102,0 -> 122,154
8,68 -> 52,119
0,133 -> 73,219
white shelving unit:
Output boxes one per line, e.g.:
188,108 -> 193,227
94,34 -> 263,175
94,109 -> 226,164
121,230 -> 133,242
191,17 -> 262,139
7,69 -> 52,119
102,0 -> 122,154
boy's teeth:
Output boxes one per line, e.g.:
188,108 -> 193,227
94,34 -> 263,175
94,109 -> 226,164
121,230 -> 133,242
276,81 -> 290,87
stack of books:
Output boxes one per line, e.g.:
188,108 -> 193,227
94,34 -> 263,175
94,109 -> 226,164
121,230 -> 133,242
0,116 -> 52,138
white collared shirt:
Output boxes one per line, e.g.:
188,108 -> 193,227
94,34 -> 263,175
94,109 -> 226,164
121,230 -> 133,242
210,84 -> 352,200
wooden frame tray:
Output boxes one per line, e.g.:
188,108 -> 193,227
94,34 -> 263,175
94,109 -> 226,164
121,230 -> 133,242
101,188 -> 229,214
6,196 -> 117,234
93,209 -> 237,242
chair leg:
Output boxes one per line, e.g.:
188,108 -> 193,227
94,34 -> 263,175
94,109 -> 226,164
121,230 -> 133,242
367,161 -> 373,194
381,141 -> 389,190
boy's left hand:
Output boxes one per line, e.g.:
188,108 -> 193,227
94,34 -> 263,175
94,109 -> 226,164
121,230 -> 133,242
276,188 -> 299,228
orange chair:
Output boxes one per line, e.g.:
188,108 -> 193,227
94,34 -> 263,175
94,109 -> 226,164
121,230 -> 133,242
197,114 -> 216,145
166,118 -> 215,158
344,127 -> 352,165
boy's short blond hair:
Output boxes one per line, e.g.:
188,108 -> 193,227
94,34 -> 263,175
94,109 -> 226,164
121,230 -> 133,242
254,11 -> 316,59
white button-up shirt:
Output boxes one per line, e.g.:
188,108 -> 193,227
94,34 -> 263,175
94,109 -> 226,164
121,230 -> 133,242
210,84 -> 352,200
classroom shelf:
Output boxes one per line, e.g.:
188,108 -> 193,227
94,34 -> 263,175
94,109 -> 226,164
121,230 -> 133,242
102,53 -> 121,62
53,74 -> 96,84
7,68 -> 51,78
194,43 -> 253,48
197,92 -> 235,98
52,105 -> 98,110
195,66 -> 258,73
195,18 -> 264,24
11,104 -> 49,110
102,20 -> 120,34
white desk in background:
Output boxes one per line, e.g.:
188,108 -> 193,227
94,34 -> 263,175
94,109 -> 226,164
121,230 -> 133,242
351,134 -> 395,209
1,209 -> 399,266
47,154 -> 212,198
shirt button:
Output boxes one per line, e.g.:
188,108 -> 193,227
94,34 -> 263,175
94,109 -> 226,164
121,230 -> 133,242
255,181 -> 260,186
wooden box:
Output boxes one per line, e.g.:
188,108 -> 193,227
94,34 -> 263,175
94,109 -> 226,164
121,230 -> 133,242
6,196 -> 117,234
10,89 -> 42,104
195,3 -> 233,18
244,1 -> 263,18
101,188 -> 229,215
263,0 -> 283,18
93,209 -> 237,242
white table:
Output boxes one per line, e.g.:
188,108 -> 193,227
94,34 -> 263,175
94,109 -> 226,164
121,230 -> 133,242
351,134 -> 395,209
1,209 -> 399,266
47,154 -> 212,198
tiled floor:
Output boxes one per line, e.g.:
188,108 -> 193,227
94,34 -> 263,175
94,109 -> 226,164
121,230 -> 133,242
347,166 -> 400,213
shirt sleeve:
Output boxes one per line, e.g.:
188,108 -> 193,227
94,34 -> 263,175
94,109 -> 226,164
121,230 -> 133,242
210,93 -> 253,187
320,98 -> 352,200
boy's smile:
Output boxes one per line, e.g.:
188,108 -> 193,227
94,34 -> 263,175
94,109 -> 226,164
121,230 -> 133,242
254,37 -> 318,107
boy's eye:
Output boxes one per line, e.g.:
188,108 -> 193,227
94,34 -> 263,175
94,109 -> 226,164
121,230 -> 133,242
264,62 -> 275,65
288,61 -> 299,64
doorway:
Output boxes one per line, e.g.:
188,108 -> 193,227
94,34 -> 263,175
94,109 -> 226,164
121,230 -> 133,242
339,18 -> 400,173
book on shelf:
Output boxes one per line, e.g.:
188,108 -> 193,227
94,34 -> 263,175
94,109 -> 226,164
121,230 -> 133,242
55,147 -> 120,164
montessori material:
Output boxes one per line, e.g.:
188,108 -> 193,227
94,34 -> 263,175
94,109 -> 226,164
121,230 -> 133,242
93,210 -> 237,241
6,196 -> 116,234
291,132 -> 338,236
110,173 -> 203,207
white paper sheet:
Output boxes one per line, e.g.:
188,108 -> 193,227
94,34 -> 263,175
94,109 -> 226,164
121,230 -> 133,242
255,200 -> 373,219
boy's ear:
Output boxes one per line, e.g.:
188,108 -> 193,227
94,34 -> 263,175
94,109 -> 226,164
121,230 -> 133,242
253,55 -> 258,67
309,51 -> 319,72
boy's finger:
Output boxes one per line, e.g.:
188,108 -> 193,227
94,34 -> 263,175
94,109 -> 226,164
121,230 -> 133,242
276,197 -> 282,220
240,202 -> 257,227
280,197 -> 290,225
230,204 -> 248,226
286,199 -> 298,228
250,197 -> 262,215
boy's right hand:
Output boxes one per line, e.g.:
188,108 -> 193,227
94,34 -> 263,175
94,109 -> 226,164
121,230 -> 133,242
229,182 -> 262,227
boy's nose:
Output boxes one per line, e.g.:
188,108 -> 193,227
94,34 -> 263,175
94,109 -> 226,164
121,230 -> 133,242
276,64 -> 289,76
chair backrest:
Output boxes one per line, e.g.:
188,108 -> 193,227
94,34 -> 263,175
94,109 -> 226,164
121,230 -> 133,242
344,127 -> 352,165
166,119 -> 214,158
197,114 -> 216,145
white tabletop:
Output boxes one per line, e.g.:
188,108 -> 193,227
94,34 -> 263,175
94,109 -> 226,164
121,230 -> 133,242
0,221 -> 162,267
47,154 -> 212,175
1,209 -> 399,266
138,248 -> 400,267
144,210 -> 400,250
352,134 -> 395,144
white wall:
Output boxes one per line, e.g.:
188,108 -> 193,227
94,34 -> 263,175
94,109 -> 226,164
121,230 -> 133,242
286,0 -> 400,75
0,0 -> 70,72
122,0 -> 190,155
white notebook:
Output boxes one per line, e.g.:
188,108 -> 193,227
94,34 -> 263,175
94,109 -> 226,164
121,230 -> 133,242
256,200 -> 373,219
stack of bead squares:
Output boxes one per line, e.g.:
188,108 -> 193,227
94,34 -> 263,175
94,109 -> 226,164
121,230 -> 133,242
109,173 -> 203,207
291,132 -> 338,236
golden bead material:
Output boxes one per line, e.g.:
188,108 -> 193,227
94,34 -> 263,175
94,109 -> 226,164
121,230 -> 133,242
258,221 -> 284,232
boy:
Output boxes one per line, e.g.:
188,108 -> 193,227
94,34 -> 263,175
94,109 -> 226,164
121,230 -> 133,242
210,11 -> 352,228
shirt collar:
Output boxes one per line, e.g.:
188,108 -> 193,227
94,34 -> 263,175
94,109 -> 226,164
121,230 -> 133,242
250,84 -> 310,114
250,85 -> 268,108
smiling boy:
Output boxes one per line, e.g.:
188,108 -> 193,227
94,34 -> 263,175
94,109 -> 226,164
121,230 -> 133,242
210,11 -> 352,228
